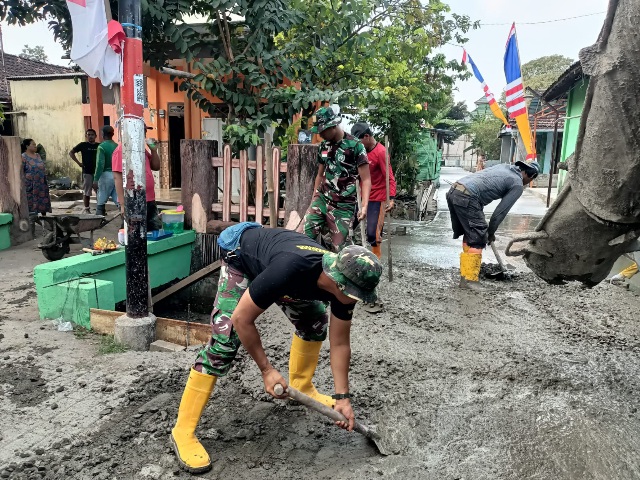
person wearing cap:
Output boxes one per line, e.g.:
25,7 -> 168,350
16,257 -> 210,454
171,223 -> 382,474
447,160 -> 540,290
350,122 -> 397,260
303,107 -> 371,252
112,125 -> 162,230
93,125 -> 119,216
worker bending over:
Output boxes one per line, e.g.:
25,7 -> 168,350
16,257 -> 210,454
171,223 -> 382,473
447,160 -> 540,290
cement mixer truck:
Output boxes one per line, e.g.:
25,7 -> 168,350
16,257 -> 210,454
506,0 -> 640,286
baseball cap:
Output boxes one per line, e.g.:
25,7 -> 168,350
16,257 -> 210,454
322,245 -> 382,303
351,122 -> 371,139
515,160 -> 540,178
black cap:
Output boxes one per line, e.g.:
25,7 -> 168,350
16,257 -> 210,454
351,122 -> 371,139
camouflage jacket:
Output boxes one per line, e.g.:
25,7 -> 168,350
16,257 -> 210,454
317,132 -> 369,203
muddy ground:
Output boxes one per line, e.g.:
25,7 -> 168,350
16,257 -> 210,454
2,239 -> 640,479
2,184 -> 640,479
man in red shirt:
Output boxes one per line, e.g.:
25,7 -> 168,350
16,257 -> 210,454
112,126 -> 162,230
351,123 -> 396,259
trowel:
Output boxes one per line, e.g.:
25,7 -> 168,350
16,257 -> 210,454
274,384 -> 395,455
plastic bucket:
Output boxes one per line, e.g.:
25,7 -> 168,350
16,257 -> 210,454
161,210 -> 185,233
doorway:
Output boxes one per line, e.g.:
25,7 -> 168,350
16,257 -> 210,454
168,103 -> 185,188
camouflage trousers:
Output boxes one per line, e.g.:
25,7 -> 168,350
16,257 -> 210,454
303,194 -> 356,252
194,261 -> 329,377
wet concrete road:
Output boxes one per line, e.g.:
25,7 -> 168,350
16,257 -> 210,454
387,167 -> 546,270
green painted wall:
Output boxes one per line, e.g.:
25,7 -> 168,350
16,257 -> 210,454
34,231 -> 196,328
0,213 -> 12,251
558,79 -> 589,190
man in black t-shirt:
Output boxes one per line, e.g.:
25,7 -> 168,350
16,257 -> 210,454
69,129 -> 100,213
171,226 -> 382,474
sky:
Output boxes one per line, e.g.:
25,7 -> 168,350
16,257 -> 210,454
0,0 -> 609,108
439,0 -> 609,108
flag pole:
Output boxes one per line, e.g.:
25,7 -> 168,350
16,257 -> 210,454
114,0 -> 156,350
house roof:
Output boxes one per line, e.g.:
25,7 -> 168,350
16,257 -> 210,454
499,96 -> 567,136
529,96 -> 567,131
542,61 -> 585,101
8,73 -> 85,81
0,53 -> 74,100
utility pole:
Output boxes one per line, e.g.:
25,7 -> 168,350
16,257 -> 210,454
114,0 -> 156,350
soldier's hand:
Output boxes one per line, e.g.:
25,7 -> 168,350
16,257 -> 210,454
487,233 -> 496,245
334,399 -> 355,431
262,367 -> 288,399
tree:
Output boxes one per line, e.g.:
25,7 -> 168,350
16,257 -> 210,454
447,101 -> 470,121
468,115 -> 502,160
522,54 -> 574,93
1,0 -> 474,154
19,44 -> 48,62
284,0 -> 477,191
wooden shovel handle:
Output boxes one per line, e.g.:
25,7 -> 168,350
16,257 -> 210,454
274,384 -> 378,440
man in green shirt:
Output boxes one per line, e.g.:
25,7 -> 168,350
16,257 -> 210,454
94,126 -> 119,216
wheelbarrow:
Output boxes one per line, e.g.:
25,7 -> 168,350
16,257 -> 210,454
37,213 -> 120,261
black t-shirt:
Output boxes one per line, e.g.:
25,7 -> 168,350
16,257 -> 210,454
72,142 -> 100,174
237,228 -> 354,321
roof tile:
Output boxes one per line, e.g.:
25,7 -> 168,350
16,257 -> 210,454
0,53 -> 74,100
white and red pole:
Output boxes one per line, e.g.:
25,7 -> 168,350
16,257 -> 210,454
119,0 -> 149,318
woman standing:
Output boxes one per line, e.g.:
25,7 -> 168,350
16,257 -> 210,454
21,139 -> 52,215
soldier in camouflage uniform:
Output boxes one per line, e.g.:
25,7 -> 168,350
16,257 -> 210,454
171,224 -> 382,474
303,107 -> 371,252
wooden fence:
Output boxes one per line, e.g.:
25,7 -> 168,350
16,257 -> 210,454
182,140 -> 315,236
211,144 -> 286,222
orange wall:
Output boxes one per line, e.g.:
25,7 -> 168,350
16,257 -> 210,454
85,61 -> 226,143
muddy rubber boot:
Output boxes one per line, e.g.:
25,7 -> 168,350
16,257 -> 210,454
171,368 -> 216,473
459,276 -> 487,292
289,335 -> 335,408
459,252 -> 486,292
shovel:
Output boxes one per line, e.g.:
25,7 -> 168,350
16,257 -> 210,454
486,243 -> 515,280
274,384 -> 392,455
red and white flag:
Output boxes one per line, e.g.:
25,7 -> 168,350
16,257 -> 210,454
66,0 -> 124,86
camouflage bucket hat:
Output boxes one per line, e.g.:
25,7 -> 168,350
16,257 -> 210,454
310,107 -> 342,133
322,245 -> 382,303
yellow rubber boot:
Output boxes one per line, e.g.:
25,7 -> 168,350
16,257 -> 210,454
620,262 -> 639,278
459,252 -> 484,291
462,242 -> 470,253
171,368 -> 216,473
289,335 -> 335,408
371,244 -> 382,259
